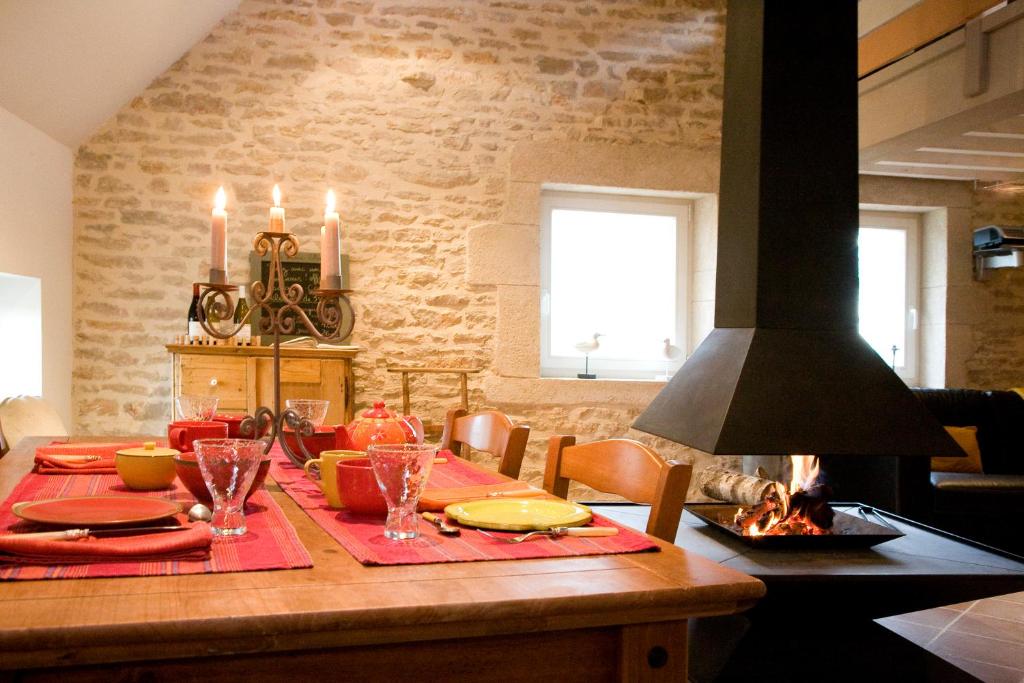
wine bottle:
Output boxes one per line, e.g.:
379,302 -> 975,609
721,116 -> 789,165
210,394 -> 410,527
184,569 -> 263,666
187,284 -> 203,338
234,285 -> 251,342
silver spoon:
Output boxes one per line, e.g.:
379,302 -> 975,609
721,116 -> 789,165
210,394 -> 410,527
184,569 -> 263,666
187,503 -> 213,523
422,511 -> 460,536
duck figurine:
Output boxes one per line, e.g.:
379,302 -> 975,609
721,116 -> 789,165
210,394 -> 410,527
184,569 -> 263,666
575,333 -> 603,379
657,338 -> 684,381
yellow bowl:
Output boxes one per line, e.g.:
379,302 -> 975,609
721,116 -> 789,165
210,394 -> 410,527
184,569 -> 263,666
115,442 -> 179,490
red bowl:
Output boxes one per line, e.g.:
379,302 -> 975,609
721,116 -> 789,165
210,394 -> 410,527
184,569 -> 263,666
337,458 -> 388,516
174,451 -> 271,505
212,413 -> 246,438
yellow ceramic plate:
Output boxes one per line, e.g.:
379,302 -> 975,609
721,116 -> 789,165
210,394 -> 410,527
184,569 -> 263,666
443,499 -> 592,531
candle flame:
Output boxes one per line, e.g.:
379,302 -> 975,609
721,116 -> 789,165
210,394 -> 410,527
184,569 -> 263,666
214,186 -> 226,211
272,184 -> 281,207
325,189 -> 336,214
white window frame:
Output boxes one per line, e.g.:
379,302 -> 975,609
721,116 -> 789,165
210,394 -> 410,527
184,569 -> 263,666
858,210 -> 921,385
540,189 -> 691,380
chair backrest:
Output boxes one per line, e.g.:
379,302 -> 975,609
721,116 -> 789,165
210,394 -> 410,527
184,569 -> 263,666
440,408 -> 530,479
0,395 -> 68,455
543,436 -> 692,542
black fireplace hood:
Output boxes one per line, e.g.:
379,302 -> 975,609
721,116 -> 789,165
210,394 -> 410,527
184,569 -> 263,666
632,0 -> 963,458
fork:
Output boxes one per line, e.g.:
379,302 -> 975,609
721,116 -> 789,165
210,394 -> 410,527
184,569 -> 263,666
477,526 -> 619,543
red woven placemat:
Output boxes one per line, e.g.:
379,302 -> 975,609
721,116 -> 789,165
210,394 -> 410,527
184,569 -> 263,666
269,445 -> 658,566
0,469 -> 312,581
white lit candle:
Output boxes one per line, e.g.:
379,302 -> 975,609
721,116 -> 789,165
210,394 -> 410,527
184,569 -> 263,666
321,189 -> 341,283
269,184 -> 285,232
211,186 -> 227,273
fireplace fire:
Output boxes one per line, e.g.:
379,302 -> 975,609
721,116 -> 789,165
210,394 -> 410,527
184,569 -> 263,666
690,460 -> 903,549
734,457 -> 835,537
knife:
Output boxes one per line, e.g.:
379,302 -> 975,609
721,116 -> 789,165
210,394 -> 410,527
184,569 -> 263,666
48,455 -> 102,463
12,526 -> 191,541
486,488 -> 546,498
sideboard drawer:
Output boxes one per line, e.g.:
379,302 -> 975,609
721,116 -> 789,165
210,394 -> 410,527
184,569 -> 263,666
179,356 -> 247,410
279,359 -> 321,384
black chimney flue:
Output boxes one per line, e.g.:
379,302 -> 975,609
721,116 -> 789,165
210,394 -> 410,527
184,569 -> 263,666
632,0 -> 963,459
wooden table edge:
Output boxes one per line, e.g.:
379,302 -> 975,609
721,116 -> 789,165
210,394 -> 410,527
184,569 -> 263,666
0,437 -> 764,673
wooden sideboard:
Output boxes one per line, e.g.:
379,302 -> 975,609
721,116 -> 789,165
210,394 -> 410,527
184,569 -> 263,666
166,344 -> 359,425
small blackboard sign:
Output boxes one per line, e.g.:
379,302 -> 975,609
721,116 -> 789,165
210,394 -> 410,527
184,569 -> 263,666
248,251 -> 350,342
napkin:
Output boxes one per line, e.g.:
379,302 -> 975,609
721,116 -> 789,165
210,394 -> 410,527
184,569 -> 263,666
0,524 -> 213,564
33,442 -> 145,475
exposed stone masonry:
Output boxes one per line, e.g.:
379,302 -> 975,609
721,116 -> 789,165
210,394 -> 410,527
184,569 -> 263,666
965,188 -> 1024,388
72,0 -> 728,493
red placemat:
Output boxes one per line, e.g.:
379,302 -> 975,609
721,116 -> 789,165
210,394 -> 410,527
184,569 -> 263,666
269,446 -> 659,566
0,470 -> 312,581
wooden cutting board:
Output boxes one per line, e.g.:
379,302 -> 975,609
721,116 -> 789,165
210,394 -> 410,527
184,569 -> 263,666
418,482 -> 546,512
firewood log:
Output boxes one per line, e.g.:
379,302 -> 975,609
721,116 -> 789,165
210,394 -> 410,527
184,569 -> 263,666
698,468 -> 784,506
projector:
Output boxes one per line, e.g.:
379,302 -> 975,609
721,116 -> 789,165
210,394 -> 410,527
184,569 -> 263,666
973,225 -> 1024,250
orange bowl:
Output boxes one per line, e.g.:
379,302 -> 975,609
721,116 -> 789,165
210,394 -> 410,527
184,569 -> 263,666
174,451 -> 271,504
337,458 -> 387,516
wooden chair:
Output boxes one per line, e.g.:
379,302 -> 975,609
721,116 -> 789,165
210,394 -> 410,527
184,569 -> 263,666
440,408 -> 530,479
543,436 -> 693,542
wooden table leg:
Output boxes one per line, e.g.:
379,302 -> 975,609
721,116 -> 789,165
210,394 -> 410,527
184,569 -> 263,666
459,372 -> 469,411
401,372 -> 411,417
619,620 -> 688,682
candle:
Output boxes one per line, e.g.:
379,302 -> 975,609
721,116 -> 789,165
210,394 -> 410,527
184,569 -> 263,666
321,189 -> 341,283
211,186 -> 227,273
269,184 -> 285,232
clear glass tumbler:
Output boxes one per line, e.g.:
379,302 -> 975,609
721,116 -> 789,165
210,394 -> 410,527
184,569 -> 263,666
176,394 -> 219,421
285,399 -> 330,428
193,439 -> 264,536
366,443 -> 437,540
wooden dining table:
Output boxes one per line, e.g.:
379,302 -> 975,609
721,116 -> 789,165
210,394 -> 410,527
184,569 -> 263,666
0,436 -> 764,682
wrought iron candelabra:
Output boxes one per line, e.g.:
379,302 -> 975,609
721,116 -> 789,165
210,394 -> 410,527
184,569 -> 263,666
195,231 -> 354,467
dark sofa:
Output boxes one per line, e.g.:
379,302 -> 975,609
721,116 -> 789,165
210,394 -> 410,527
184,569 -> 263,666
907,388 -> 1024,553
821,388 -> 1024,554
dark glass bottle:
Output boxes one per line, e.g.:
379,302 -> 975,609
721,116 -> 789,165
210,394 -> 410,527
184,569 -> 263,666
187,284 -> 203,337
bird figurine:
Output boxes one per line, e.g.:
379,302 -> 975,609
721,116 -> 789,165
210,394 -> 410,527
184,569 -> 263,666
575,333 -> 603,379
658,338 -> 683,380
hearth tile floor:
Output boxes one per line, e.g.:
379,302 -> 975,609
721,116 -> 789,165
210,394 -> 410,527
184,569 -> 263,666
877,591 -> 1024,682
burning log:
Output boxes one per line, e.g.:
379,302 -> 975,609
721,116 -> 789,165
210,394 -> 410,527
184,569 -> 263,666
787,483 -> 835,530
698,467 -> 784,506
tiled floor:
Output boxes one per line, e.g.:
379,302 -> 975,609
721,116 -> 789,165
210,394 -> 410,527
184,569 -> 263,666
877,590 -> 1024,682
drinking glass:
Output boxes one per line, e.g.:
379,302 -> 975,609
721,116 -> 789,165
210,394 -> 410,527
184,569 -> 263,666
366,443 -> 437,540
176,394 -> 219,422
285,399 -> 330,428
193,439 -> 264,536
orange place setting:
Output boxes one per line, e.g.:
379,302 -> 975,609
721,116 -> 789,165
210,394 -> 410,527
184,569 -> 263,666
12,496 -> 181,527
268,445 -> 658,566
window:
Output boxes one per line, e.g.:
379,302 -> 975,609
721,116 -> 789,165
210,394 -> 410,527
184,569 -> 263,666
0,273 -> 43,397
540,190 -> 690,379
858,211 -> 920,384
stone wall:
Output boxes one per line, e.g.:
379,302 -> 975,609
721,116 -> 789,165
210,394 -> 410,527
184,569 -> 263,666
859,175 -> 1024,391
962,188 -> 1024,388
71,0 -> 729,495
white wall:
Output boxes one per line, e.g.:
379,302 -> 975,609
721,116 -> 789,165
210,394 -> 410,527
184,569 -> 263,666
0,106 -> 72,427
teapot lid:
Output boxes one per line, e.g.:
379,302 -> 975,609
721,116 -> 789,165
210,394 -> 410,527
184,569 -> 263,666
360,400 -> 392,419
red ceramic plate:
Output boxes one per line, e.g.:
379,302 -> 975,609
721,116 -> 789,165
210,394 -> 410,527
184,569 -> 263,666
11,496 -> 181,527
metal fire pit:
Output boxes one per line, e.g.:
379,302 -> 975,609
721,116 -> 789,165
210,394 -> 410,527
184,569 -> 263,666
687,503 -> 904,549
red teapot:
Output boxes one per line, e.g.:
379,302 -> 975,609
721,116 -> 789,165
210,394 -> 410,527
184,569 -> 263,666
344,400 -> 424,452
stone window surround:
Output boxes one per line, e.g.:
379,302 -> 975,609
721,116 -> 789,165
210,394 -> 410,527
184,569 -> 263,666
466,140 -> 719,404
859,174 -> 974,389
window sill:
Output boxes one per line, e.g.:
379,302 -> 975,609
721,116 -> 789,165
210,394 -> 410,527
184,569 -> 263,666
483,374 -> 669,406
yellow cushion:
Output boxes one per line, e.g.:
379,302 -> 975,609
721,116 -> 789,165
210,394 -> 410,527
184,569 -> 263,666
931,426 -> 983,474
1011,387 -> 1024,401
